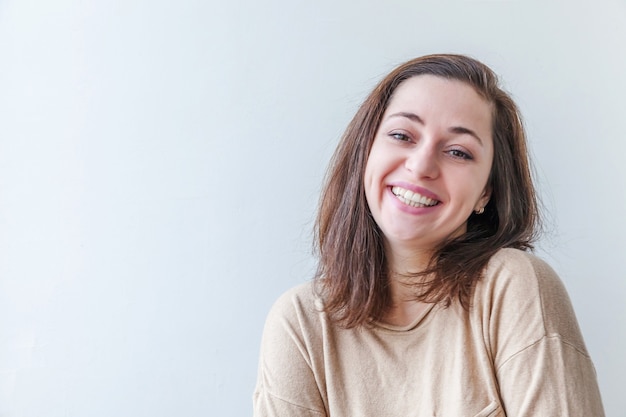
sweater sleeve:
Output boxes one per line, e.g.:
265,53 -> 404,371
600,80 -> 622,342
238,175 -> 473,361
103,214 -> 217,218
496,335 -> 604,416
253,285 -> 327,417
482,250 -> 604,416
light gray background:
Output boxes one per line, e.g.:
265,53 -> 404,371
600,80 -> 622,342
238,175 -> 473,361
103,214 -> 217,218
1,0 -> 624,416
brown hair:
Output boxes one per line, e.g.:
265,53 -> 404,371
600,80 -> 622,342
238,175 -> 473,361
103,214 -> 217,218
314,54 -> 540,328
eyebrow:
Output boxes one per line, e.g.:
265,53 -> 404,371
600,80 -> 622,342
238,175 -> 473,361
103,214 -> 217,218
386,111 -> 484,145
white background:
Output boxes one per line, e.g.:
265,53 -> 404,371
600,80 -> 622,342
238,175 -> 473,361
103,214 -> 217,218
0,0 -> 624,416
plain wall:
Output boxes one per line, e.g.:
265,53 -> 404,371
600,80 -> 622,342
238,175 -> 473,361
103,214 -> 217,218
0,0 -> 624,416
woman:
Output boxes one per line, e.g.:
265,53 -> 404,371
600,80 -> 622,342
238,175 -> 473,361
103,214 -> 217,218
253,54 -> 604,416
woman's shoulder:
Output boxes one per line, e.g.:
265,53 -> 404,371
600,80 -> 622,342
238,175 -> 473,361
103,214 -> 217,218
269,280 -> 319,310
487,247 -> 553,273
482,247 -> 564,295
475,248 -> 589,356
264,281 -> 324,330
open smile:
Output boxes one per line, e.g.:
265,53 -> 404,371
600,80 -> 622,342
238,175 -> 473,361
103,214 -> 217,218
391,186 -> 440,208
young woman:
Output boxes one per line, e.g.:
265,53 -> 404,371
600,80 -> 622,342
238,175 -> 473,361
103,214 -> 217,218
253,54 -> 604,416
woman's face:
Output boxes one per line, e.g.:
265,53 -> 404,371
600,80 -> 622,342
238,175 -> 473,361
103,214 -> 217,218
363,75 -> 494,255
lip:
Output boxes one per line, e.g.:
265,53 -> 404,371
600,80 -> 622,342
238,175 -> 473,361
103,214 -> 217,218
388,181 -> 442,202
385,183 -> 442,214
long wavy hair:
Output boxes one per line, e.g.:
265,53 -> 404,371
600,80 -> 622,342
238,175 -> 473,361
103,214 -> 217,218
314,54 -> 540,328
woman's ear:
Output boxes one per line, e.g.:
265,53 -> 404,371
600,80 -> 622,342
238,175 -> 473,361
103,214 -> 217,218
475,185 -> 492,212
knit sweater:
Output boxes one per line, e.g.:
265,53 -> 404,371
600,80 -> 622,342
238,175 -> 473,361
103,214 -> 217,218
253,248 -> 604,416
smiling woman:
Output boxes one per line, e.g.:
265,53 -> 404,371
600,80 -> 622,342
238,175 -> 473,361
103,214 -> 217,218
253,55 -> 605,416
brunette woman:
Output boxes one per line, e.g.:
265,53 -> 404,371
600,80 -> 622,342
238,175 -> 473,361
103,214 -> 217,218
253,54 -> 604,417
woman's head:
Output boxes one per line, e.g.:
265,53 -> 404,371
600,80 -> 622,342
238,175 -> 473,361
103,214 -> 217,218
363,74 -> 495,260
323,54 -> 536,245
315,54 -> 539,326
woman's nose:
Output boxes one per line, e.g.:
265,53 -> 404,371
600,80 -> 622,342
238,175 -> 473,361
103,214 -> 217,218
404,145 -> 440,179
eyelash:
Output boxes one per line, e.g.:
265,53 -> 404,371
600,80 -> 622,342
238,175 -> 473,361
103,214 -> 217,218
388,131 -> 474,161
389,132 -> 411,142
447,149 -> 473,160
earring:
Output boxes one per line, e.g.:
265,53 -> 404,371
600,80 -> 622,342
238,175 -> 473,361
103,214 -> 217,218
475,207 -> 484,215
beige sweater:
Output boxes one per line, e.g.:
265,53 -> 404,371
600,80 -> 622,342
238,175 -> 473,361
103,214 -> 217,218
253,249 -> 604,416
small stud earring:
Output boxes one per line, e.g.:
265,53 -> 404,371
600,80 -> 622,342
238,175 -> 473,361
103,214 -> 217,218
475,207 -> 484,215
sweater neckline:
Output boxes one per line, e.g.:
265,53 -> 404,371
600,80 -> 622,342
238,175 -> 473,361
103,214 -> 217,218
372,303 -> 436,332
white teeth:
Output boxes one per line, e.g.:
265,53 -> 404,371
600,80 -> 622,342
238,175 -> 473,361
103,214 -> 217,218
391,186 -> 438,208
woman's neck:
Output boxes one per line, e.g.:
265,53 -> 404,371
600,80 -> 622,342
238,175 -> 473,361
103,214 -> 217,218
385,241 -> 432,278
381,241 -> 435,326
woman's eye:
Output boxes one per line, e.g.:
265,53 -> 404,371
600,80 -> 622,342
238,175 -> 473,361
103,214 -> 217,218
390,132 -> 410,142
448,149 -> 473,160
